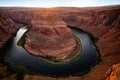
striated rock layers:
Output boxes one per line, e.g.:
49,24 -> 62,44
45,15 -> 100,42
0,11 -> 16,35
56,6 -> 120,80
24,11 -> 76,59
105,63 -> 120,80
8,10 -> 32,25
57,6 -> 120,57
0,10 -> 19,79
0,10 -> 16,47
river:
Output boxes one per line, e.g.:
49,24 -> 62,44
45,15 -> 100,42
3,27 -> 97,76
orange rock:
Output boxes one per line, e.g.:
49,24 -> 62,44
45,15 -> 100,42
105,63 -> 120,80
24,11 -> 76,59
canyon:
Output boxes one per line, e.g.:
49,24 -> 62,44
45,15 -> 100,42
0,5 -> 120,80
24,11 -> 76,60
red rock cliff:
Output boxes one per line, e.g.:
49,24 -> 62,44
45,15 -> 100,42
0,10 -> 17,47
105,63 -> 120,80
56,6 -> 120,57
24,11 -> 76,59
8,10 -> 32,25
55,6 -> 120,80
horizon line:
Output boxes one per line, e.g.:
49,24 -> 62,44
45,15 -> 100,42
0,4 -> 119,8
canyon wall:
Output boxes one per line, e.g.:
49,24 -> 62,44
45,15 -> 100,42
56,6 -> 120,57
0,10 -> 17,47
8,10 -> 32,25
0,10 -> 18,79
0,6 -> 120,80
55,6 -> 120,80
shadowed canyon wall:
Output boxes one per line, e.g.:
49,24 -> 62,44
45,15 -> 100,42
0,10 -> 17,47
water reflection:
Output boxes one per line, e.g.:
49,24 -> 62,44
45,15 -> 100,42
14,27 -> 28,43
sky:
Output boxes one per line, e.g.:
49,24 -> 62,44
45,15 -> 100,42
0,0 -> 120,8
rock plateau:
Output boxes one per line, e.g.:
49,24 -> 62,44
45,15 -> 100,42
24,11 -> 76,59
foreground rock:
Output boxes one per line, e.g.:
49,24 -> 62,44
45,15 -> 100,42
105,63 -> 120,80
24,11 -> 76,60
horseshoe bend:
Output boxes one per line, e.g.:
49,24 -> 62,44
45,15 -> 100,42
24,12 -> 81,62
0,5 -> 120,80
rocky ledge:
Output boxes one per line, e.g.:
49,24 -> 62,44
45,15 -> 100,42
105,63 -> 120,80
24,11 -> 76,60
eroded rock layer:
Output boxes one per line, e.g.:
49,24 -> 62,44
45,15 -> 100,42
0,10 -> 16,47
105,63 -> 120,80
24,11 -> 76,59
57,7 -> 120,57
56,6 -> 120,80
0,10 -> 20,79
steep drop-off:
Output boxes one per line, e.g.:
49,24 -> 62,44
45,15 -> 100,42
55,6 -> 120,80
0,10 -> 19,79
57,6 -> 120,57
0,10 -> 17,47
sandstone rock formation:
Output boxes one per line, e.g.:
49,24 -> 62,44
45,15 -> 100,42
23,6 -> 120,80
8,10 -> 32,25
0,5 -> 120,80
105,63 -> 120,80
55,5 -> 120,80
0,10 -> 19,80
0,11 -> 16,33
24,11 -> 76,59
0,10 -> 16,47
57,6 -> 120,57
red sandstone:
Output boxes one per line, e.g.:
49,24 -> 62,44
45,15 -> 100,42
0,5 -> 120,80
